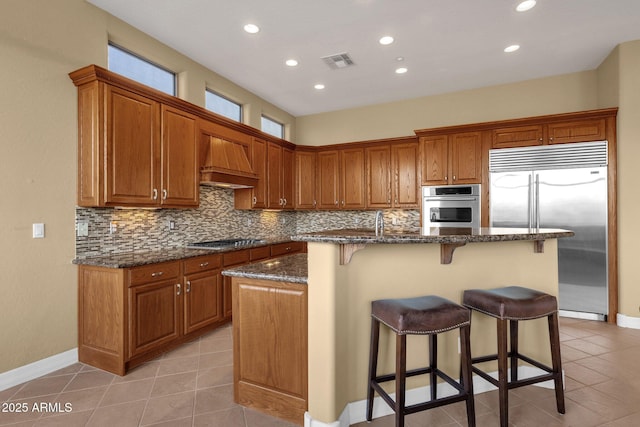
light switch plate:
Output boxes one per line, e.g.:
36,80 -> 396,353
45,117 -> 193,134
33,223 -> 45,238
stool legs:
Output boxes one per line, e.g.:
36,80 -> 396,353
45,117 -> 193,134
429,334 -> 437,401
548,312 -> 566,414
395,334 -> 407,427
497,319 -> 509,427
460,324 -> 476,427
366,318 -> 380,422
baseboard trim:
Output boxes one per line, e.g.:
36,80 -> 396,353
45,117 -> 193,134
304,366 -> 557,427
0,348 -> 78,392
617,313 -> 640,329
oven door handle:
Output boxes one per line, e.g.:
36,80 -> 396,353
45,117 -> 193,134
424,196 -> 478,202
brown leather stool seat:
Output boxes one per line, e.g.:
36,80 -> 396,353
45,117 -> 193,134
366,296 -> 475,427
462,286 -> 565,427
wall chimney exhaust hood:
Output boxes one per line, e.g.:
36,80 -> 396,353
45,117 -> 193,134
200,137 -> 258,189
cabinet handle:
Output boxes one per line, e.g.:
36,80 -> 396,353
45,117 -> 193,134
186,281 -> 191,293
153,189 -> 158,200
252,196 -> 257,205
286,247 -> 291,251
162,189 -> 167,200
283,198 -> 287,206
335,200 -> 339,205
549,137 -> 554,142
200,262 -> 209,268
341,200 -> 345,206
444,176 -> 448,181
176,283 -> 181,296
395,199 -> 398,204
151,271 -> 164,277
279,198 -> 283,205
453,175 -> 456,181
313,200 -> 317,207
539,137 -> 543,142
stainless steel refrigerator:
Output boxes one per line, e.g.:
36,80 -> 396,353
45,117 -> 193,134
489,141 -> 608,320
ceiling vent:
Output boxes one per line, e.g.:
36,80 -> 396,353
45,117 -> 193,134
321,52 -> 355,70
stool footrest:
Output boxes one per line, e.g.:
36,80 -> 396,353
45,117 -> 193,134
471,352 -> 554,376
375,366 -> 432,384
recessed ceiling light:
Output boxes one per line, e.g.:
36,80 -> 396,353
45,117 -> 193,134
243,24 -> 260,34
285,59 -> 299,67
516,0 -> 537,12
396,56 -> 404,62
314,84 -> 325,90
395,67 -> 408,74
379,36 -> 394,45
504,44 -> 520,53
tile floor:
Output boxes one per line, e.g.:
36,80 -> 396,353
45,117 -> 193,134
2,317 -> 640,426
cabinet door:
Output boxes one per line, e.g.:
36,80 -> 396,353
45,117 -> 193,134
450,132 -> 482,184
392,143 -> 419,208
267,142 -> 283,208
161,106 -> 199,207
295,151 -> 316,209
340,148 -> 366,209
547,118 -> 606,145
184,270 -> 222,335
316,150 -> 340,209
129,280 -> 181,359
105,85 -> 160,206
281,147 -> 294,209
420,136 -> 448,185
251,138 -> 268,208
493,125 -> 543,148
223,276 -> 233,320
366,146 -> 392,208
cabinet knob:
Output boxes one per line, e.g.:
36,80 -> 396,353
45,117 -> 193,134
151,271 -> 164,277
444,176 -> 448,181
453,175 -> 456,181
539,137 -> 543,142
549,137 -> 554,142
176,283 -> 181,296
200,262 -> 209,268
335,200 -> 339,205
313,200 -> 316,207
341,200 -> 345,206
252,196 -> 257,205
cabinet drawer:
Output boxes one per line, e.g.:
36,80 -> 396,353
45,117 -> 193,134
183,254 -> 222,275
223,249 -> 250,266
270,241 -> 305,257
129,261 -> 180,286
250,246 -> 271,261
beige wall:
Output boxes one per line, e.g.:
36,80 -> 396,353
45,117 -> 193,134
0,0 -> 294,375
616,41 -> 640,317
295,71 -> 599,145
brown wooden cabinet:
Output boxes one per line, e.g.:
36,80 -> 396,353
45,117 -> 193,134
492,117 -> 606,148
420,132 -> 482,185
183,254 -> 224,335
294,150 -> 317,209
267,142 -> 294,209
233,277 -> 308,424
72,74 -> 198,208
316,148 -> 366,209
366,142 -> 419,208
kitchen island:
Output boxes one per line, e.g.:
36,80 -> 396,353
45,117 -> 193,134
289,227 -> 573,427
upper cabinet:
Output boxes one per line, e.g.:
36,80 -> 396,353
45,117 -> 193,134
267,142 -> 295,209
366,140 -> 419,209
294,150 -> 317,209
420,132 -> 482,185
316,148 -> 366,209
72,66 -> 204,208
73,77 -> 198,208
492,117 -> 606,148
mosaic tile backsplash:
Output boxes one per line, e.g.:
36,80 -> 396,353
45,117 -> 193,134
75,186 -> 420,258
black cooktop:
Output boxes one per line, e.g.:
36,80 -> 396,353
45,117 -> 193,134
187,239 -> 266,250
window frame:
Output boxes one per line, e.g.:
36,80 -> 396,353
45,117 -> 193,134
205,89 -> 243,122
107,42 -> 177,96
261,115 -> 285,139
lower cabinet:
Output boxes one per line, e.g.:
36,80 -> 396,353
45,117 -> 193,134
232,277 -> 308,424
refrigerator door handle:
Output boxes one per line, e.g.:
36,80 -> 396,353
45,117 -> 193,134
528,174 -> 534,229
535,173 -> 540,229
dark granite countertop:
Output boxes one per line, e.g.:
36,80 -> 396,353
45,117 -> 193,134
291,227 -> 574,244
222,253 -> 308,284
72,237 -> 296,268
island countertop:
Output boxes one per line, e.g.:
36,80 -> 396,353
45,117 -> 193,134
222,253 -> 308,284
291,227 -> 574,244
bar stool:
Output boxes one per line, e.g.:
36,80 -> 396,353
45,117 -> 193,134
366,295 -> 476,427
462,286 -> 565,427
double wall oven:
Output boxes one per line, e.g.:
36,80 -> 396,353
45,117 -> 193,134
422,184 -> 481,232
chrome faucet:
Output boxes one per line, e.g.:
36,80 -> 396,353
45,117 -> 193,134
375,210 -> 385,236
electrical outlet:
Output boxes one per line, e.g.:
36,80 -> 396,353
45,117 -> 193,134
32,223 -> 45,239
247,218 -> 252,226
77,221 -> 89,237
109,222 -> 117,234
392,216 -> 398,225
169,220 -> 175,230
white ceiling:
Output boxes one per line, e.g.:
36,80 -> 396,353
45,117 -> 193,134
88,0 -> 640,117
